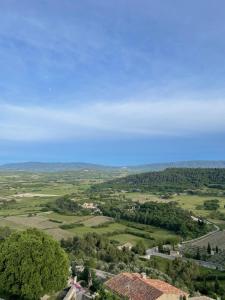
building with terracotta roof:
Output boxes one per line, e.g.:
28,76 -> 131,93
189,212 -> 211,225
105,272 -> 188,300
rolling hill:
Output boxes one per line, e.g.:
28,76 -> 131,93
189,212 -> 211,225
0,160 -> 225,173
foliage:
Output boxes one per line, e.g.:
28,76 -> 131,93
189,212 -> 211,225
203,199 -> 220,210
167,258 -> 200,291
96,288 -> 124,300
60,222 -> 84,229
0,229 -> 69,300
151,256 -> 225,298
0,226 -> 12,241
101,201 -> 209,238
61,233 -> 136,265
132,240 -> 146,255
45,195 -> 88,215
95,168 -> 225,192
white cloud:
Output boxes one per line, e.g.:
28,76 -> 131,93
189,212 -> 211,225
1,99 -> 225,141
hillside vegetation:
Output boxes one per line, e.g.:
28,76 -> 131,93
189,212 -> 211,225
101,201 -> 209,238
95,168 -> 225,192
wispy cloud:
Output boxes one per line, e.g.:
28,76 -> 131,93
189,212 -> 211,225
1,99 -> 225,141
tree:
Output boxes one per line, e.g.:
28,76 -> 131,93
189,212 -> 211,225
214,276 -> 220,291
0,226 -> 12,241
196,247 -> 201,260
133,240 -> 146,255
207,242 -> 211,254
0,229 -> 69,299
96,288 -> 125,300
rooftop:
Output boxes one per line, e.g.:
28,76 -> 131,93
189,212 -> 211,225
105,272 -> 188,300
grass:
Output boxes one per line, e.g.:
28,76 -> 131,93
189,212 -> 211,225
82,216 -> 112,226
126,191 -> 225,227
111,233 -> 154,247
1,171 -> 219,246
173,194 -> 225,214
67,222 -> 127,236
127,192 -> 163,203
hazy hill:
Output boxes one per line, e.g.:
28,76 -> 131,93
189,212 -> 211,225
0,162 -> 115,172
0,160 -> 225,172
128,160 -> 225,172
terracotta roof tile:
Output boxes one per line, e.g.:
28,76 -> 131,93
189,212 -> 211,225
105,273 -> 188,300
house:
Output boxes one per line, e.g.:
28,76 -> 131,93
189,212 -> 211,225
105,272 -> 188,300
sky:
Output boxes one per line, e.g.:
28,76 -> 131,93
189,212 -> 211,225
1,0 -> 225,165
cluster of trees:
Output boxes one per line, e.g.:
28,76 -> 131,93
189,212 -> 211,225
44,195 -> 89,215
74,265 -> 126,300
203,199 -> 220,210
0,226 -> 12,240
0,199 -> 16,209
61,232 -> 225,299
101,201 -> 209,238
150,256 -> 225,299
96,168 -> 225,192
61,233 -> 136,266
168,258 -> 224,298
0,228 -> 69,300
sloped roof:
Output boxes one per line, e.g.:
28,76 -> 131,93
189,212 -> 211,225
105,273 -> 188,300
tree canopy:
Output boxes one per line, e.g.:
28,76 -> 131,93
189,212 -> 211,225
101,201 -> 209,238
95,168 -> 225,192
0,229 -> 69,300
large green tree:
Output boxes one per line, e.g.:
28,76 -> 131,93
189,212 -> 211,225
0,229 -> 69,299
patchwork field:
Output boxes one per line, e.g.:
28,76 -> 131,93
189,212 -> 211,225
1,171 -> 222,248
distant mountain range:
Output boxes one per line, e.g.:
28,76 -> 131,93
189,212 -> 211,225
0,160 -> 225,172
0,162 -> 116,172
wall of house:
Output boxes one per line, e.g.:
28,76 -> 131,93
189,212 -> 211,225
158,294 -> 188,300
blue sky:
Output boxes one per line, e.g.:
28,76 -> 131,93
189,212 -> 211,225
1,0 -> 225,165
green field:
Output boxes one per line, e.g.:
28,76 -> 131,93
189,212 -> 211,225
111,233 -> 152,247
0,171 -> 223,247
127,191 -> 225,227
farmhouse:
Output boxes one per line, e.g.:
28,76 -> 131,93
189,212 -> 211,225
105,272 -> 188,300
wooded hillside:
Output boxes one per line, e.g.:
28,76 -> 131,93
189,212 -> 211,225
95,168 -> 225,192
